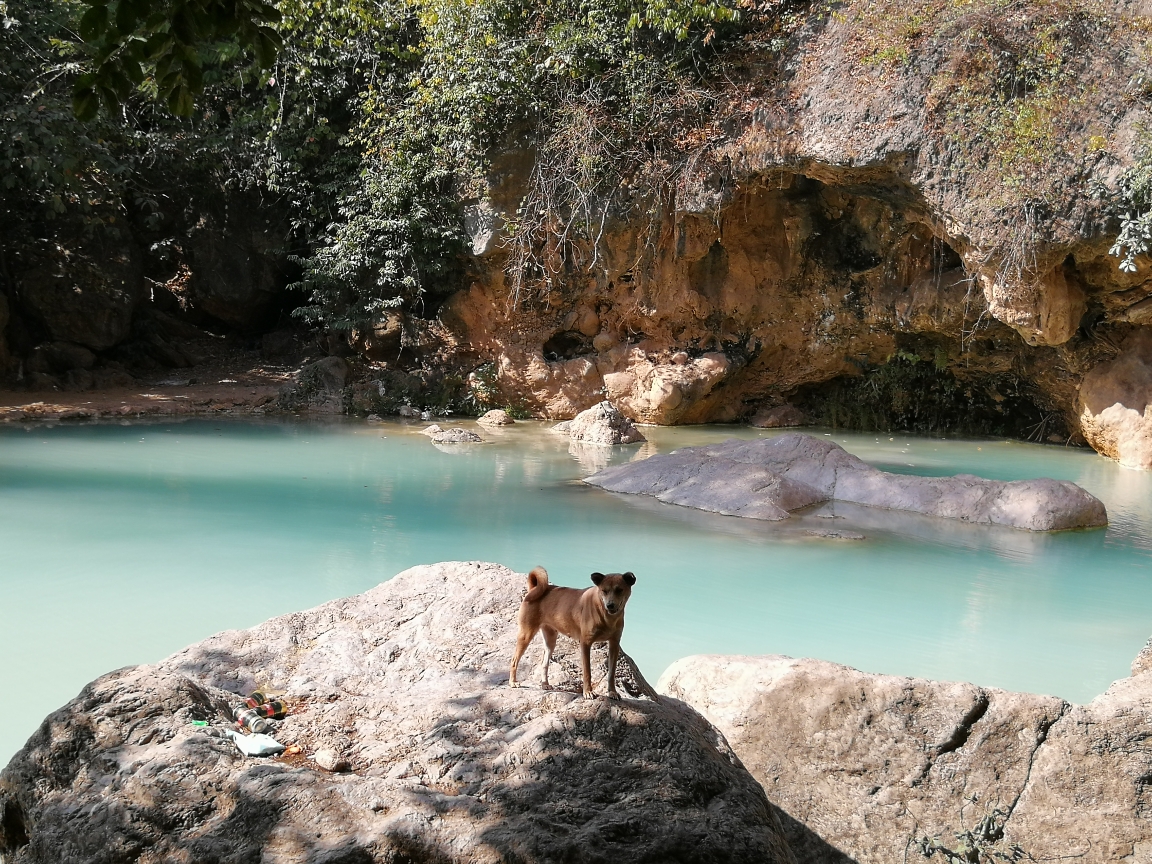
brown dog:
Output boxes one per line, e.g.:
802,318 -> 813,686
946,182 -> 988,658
508,566 -> 635,699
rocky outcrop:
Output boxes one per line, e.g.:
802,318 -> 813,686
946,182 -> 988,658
752,404 -> 806,428
1079,329 -> 1152,470
185,207 -> 286,331
0,562 -> 796,864
424,425 -> 484,443
477,408 -> 514,426
277,356 -> 348,413
586,433 -> 1107,530
659,652 -> 1152,864
435,2 -> 1152,459
556,401 -> 646,445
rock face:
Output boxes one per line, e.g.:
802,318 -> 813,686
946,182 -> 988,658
659,653 -> 1152,864
17,238 -> 145,351
560,401 -> 646,445
430,3 -> 1152,459
1079,329 -> 1152,470
186,207 -> 286,331
0,562 -> 795,864
752,405 -> 806,428
585,433 -> 1107,531
277,356 -> 349,413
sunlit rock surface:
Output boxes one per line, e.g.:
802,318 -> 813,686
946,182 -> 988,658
659,651 -> 1152,864
1080,329 -> 1152,470
558,401 -> 646,445
0,562 -> 794,864
585,433 -> 1107,531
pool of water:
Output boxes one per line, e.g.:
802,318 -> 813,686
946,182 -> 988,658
2,418 -> 1151,765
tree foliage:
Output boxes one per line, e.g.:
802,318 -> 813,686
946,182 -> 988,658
288,0 -> 743,332
72,0 -> 282,118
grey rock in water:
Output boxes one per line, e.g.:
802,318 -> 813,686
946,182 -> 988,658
659,652 -> 1152,864
476,409 -> 515,427
585,433 -> 1107,531
0,562 -> 794,864
561,401 -> 646,445
427,427 -> 483,443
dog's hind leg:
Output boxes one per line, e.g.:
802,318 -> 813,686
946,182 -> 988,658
538,626 -> 557,689
509,625 -> 538,688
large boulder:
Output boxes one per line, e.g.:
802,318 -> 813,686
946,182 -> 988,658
586,433 -> 1107,531
659,652 -> 1152,864
186,208 -> 286,331
0,562 -> 795,864
477,409 -> 515,427
17,237 -> 145,351
561,401 -> 646,445
1079,328 -> 1152,470
278,356 -> 349,413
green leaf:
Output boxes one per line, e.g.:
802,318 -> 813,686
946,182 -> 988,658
72,86 -> 100,121
79,4 -> 109,41
167,84 -> 195,116
114,0 -> 139,35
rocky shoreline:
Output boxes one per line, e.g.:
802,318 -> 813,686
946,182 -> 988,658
2,563 -> 1149,864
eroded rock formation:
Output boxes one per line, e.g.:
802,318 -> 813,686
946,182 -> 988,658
431,2 -> 1152,465
659,651 -> 1152,864
555,400 -> 646,445
586,433 -> 1108,531
1080,329 -> 1152,470
0,562 -> 794,864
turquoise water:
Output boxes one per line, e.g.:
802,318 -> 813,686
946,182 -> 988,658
2,419 -> 1151,765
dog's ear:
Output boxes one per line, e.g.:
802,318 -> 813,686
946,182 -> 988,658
590,572 -> 605,586
623,571 -> 636,586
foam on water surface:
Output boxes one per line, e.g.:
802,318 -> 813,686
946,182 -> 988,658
2,419 -> 1151,764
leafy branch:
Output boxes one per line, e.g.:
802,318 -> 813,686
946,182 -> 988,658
72,0 -> 283,117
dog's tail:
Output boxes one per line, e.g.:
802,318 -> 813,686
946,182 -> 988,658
525,566 -> 550,601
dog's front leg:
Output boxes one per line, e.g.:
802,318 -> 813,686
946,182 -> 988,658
580,641 -> 594,699
606,638 -> 620,699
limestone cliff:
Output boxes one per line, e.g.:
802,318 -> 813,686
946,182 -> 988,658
3,0 -> 1152,468
436,0 -> 1152,460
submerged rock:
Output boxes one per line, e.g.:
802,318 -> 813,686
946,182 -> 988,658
560,401 -> 646,445
0,562 -> 794,864
585,433 -> 1107,531
659,651 -> 1152,864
